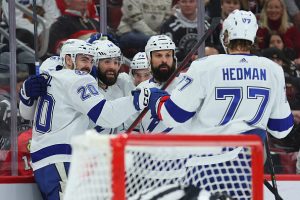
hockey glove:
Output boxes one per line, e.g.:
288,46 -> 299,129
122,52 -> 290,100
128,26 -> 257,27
148,89 -> 170,120
132,87 -> 151,111
19,75 -> 49,105
87,33 -> 119,45
132,87 -> 170,113
86,33 -> 102,43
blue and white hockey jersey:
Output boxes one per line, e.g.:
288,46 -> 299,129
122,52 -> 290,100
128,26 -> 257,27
29,69 -> 137,170
159,54 -> 294,138
138,75 -> 191,134
94,72 -> 135,134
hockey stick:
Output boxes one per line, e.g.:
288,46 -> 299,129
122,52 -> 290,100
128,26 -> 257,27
126,17 -> 221,133
32,0 -> 40,75
264,135 -> 283,200
264,180 -> 283,200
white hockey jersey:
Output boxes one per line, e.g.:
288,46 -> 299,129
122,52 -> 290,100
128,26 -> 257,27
138,75 -> 191,134
94,73 -> 135,134
29,69 -> 137,170
19,56 -> 63,121
159,54 -> 294,138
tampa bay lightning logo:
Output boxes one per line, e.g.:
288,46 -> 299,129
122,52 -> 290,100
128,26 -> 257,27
75,70 -> 88,75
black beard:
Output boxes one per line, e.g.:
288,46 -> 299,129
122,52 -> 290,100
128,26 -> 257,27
151,62 -> 176,83
97,69 -> 118,86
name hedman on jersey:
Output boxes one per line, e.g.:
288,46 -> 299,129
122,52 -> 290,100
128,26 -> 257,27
222,67 -> 267,81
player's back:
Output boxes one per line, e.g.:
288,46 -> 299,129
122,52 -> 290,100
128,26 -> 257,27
31,69 -> 101,170
170,54 -> 292,136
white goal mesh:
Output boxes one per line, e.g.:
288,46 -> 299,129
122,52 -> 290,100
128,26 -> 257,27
64,130 -> 263,200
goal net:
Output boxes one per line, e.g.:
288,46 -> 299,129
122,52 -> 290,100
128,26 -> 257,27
64,130 -> 263,200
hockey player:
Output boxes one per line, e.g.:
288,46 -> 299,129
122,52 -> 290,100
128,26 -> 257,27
130,52 -> 151,86
146,10 -> 294,198
92,38 -> 135,134
19,39 -> 158,200
137,35 -> 190,133
148,9 -> 293,139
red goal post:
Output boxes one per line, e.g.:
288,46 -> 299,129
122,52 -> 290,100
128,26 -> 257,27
64,131 -> 264,200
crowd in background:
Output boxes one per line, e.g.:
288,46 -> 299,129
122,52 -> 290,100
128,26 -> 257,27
0,0 -> 300,175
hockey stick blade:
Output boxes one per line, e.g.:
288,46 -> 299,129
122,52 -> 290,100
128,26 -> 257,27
126,17 -> 221,133
264,179 -> 283,200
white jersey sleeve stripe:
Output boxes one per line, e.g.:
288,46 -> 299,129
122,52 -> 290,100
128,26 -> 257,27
267,113 -> 294,137
87,99 -> 106,123
163,99 -> 196,123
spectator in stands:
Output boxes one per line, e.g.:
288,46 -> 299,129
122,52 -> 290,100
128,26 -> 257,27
248,0 -> 265,15
0,50 -> 34,176
221,0 -> 248,19
283,17 -> 300,60
261,47 -> 295,77
266,32 -> 297,61
116,0 -> 173,58
283,0 -> 300,29
256,0 -> 293,49
1,0 -> 60,49
205,0 -> 249,19
160,0 -> 218,62
0,129 -> 33,176
0,49 -> 33,130
47,0 -> 100,56
55,0 -> 98,19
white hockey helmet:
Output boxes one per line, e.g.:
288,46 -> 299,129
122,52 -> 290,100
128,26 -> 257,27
221,9 -> 258,48
60,39 -> 94,68
130,52 -> 149,70
145,35 -> 176,62
40,56 -> 62,74
92,38 -> 122,65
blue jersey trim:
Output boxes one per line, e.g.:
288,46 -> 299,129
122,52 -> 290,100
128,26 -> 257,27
164,99 -> 196,123
87,99 -> 106,123
267,113 -> 294,132
31,144 -> 72,163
